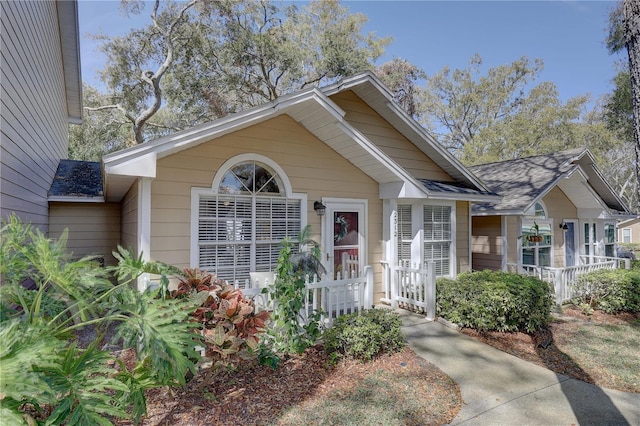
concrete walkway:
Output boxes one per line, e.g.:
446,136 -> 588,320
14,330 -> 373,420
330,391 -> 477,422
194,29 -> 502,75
399,311 -> 640,426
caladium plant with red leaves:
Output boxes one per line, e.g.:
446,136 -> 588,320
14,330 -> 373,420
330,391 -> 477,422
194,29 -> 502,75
172,268 -> 270,378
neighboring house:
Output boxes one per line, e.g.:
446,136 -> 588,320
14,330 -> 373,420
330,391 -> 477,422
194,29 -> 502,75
0,1 -> 120,265
1,0 -> 82,233
618,217 -> 640,245
469,149 -> 634,272
96,72 -> 498,303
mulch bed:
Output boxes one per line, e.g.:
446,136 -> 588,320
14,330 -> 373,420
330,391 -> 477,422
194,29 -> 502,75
114,345 -> 461,425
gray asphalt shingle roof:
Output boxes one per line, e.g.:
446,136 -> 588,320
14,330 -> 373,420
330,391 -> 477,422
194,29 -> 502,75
49,159 -> 103,198
468,148 -> 588,214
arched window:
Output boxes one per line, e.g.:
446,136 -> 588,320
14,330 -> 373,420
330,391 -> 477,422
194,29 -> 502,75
192,156 -> 305,284
521,201 -> 551,266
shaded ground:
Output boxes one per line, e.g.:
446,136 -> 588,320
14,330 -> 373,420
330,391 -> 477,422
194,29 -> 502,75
115,345 -> 461,426
460,306 -> 640,393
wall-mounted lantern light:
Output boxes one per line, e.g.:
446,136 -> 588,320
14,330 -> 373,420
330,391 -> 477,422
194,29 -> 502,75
314,201 -> 326,216
559,222 -> 569,230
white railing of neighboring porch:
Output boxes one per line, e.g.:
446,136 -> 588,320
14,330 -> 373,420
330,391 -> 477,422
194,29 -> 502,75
380,260 -> 436,321
236,266 -> 374,327
507,256 -> 631,305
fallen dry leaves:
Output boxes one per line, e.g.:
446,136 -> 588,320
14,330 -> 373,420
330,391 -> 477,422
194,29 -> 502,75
115,345 -> 461,426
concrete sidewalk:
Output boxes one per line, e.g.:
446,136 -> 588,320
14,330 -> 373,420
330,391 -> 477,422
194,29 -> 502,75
399,311 -> 640,426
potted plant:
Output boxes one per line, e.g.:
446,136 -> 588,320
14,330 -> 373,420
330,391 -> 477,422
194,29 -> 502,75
522,222 -> 545,243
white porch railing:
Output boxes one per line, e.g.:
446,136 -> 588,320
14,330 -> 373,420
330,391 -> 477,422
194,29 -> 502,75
236,266 -> 374,327
507,256 -> 630,305
380,260 -> 436,320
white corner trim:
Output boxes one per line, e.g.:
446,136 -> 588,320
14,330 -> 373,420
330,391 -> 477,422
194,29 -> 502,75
137,177 -> 153,291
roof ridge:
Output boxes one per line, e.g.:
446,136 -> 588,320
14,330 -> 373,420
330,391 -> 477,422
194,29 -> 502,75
469,147 -> 588,168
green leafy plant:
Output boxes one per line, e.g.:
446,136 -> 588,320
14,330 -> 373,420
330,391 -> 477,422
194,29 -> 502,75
0,215 -> 203,425
323,309 -> 405,361
572,269 -> 640,313
265,226 -> 324,356
436,270 -> 554,333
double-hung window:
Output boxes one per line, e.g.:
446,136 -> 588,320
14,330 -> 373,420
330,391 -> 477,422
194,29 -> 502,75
424,205 -> 452,276
396,203 -> 453,277
194,159 -> 302,284
604,223 -> 616,257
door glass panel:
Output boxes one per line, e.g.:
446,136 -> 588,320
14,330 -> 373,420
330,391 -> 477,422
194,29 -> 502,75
565,223 -> 575,266
333,211 -> 359,278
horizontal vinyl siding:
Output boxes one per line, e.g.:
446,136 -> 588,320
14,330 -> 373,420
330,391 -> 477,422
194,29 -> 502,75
1,1 -> 69,232
152,115 -> 384,301
121,182 -> 138,254
49,203 -> 121,266
329,91 -> 453,181
472,215 -> 503,271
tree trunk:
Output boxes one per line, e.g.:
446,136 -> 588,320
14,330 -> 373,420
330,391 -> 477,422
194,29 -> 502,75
623,0 -> 640,212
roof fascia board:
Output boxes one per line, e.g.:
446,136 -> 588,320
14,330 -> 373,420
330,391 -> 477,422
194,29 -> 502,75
472,209 -> 526,217
56,0 -> 82,124
102,88 -> 336,173
48,196 -> 105,203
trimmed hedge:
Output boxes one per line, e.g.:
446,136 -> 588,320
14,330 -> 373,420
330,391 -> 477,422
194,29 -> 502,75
572,269 -> 640,313
437,270 -> 554,333
323,308 -> 405,361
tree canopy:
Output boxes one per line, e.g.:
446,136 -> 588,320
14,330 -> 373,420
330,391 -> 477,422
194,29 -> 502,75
85,0 -> 389,145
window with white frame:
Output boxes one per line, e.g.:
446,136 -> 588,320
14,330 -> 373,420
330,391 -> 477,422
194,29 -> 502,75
195,160 -> 301,284
583,222 -> 596,262
604,223 -> 616,257
397,204 -> 412,266
622,228 -> 631,243
521,202 -> 552,267
424,205 -> 452,276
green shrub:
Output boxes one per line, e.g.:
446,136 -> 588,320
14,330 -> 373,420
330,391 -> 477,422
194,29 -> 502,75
323,309 -> 405,361
572,269 -> 640,313
436,270 -> 554,333
0,215 -> 202,425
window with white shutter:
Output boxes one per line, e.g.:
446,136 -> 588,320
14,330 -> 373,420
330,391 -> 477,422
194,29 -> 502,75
423,205 -> 452,276
397,204 -> 412,265
194,159 -> 302,284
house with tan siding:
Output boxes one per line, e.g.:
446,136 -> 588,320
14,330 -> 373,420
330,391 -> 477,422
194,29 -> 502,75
618,217 -> 640,245
1,0 -> 82,233
469,149 -> 634,272
101,72 -> 498,303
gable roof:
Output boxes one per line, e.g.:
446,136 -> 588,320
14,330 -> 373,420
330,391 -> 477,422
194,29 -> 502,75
618,217 -> 640,228
103,72 -> 498,204
468,148 -> 633,218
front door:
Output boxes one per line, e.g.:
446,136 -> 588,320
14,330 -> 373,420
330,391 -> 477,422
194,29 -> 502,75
564,222 -> 576,267
322,200 -> 367,279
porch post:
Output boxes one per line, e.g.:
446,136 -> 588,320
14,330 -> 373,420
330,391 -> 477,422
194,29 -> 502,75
137,177 -> 153,291
426,261 -> 436,321
389,200 -> 398,308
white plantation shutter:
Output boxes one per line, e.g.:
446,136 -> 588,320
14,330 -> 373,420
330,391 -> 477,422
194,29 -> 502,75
424,205 -> 451,276
397,204 -> 412,264
196,160 -> 301,283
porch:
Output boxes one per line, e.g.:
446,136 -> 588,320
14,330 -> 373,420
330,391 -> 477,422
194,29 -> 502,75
507,256 -> 632,305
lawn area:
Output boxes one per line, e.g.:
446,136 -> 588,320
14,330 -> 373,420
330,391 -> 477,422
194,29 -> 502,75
462,306 -> 640,393
551,309 -> 640,392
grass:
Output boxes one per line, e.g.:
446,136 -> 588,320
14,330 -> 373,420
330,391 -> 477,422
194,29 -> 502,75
553,316 -> 640,392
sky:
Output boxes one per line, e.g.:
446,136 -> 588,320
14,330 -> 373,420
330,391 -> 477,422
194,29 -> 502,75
78,0 -> 625,108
